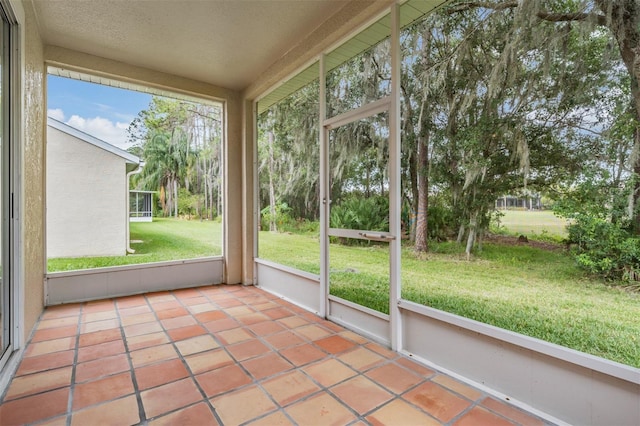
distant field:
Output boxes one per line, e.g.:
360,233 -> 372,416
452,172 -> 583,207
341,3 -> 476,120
495,209 -> 568,238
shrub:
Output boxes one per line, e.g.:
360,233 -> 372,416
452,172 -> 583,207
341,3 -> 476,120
330,196 -> 389,245
567,214 -> 640,283
427,203 -> 455,241
177,188 -> 199,219
292,218 -> 320,234
260,202 -> 296,232
330,196 -> 389,232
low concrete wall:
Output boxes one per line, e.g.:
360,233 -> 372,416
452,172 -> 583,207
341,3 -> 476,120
400,300 -> 640,426
328,295 -> 390,346
255,259 -> 320,314
45,257 -> 224,305
256,268 -> 640,425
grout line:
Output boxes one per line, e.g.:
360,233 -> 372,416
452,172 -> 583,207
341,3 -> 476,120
0,305 -> 81,426
443,399 -> 483,426
119,294 -> 151,425
169,287 -> 227,425
65,303 -> 84,426
231,294 -> 324,425
195,286 -> 338,424
4,286 -> 551,426
239,302 -> 326,425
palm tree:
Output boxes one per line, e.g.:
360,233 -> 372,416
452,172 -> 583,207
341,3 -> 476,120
140,129 -> 191,217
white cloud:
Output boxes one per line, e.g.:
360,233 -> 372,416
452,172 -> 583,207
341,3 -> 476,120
47,108 -> 65,121
47,108 -> 133,149
65,115 -> 131,149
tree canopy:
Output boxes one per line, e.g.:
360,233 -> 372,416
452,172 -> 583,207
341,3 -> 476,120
257,0 -> 640,276
128,97 -> 222,220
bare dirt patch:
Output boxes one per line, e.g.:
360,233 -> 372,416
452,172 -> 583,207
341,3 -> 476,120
484,234 -> 564,252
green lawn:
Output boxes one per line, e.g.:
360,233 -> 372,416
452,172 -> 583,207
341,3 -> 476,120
495,209 -> 569,238
47,217 -> 222,272
259,231 -> 640,368
47,218 -> 640,367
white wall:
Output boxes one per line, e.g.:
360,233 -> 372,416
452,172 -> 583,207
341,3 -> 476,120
46,126 -> 127,258
46,257 -> 224,305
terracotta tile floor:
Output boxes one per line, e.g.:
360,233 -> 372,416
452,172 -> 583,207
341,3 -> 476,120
0,285 -> 551,425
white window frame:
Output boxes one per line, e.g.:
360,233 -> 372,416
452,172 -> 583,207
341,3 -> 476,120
0,0 -> 24,391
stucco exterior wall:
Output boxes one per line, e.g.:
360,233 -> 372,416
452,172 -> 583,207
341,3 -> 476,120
22,1 -> 45,342
224,94 -> 242,284
46,126 -> 128,258
241,99 -> 255,285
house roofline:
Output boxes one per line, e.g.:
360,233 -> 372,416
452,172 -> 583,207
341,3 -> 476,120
47,116 -> 140,165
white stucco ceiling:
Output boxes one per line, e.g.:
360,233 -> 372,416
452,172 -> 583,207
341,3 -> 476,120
31,0 -> 350,91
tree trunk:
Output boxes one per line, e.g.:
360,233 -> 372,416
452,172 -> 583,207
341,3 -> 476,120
401,89 -> 418,242
365,167 -> 370,198
632,127 -> 640,232
217,179 -> 221,220
207,160 -> 215,220
414,83 -> 431,252
457,224 -> 465,244
408,150 -> 418,242
414,134 -> 429,252
159,185 -> 166,215
216,144 -> 221,218
465,212 -> 477,260
173,178 -> 178,218
166,182 -> 172,217
210,175 -> 215,219
267,130 -> 278,232
203,164 -> 209,219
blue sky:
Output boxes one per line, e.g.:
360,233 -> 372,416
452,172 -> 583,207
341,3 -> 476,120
47,75 -> 152,149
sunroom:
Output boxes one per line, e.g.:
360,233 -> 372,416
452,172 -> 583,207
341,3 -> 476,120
0,0 -> 637,425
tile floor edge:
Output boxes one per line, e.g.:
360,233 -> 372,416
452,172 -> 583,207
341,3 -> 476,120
399,350 -> 566,426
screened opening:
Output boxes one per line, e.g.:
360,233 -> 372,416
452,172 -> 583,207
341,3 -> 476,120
255,0 -> 640,369
328,112 -> 390,313
257,67 -> 321,274
325,14 -> 391,118
129,190 -> 154,222
46,71 -> 224,272
396,0 -> 640,368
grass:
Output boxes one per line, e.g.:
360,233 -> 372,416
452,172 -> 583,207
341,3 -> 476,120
404,243 -> 639,366
257,231 -> 321,274
494,209 -> 569,238
259,232 -> 640,368
47,217 -> 222,272
47,217 -> 640,367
